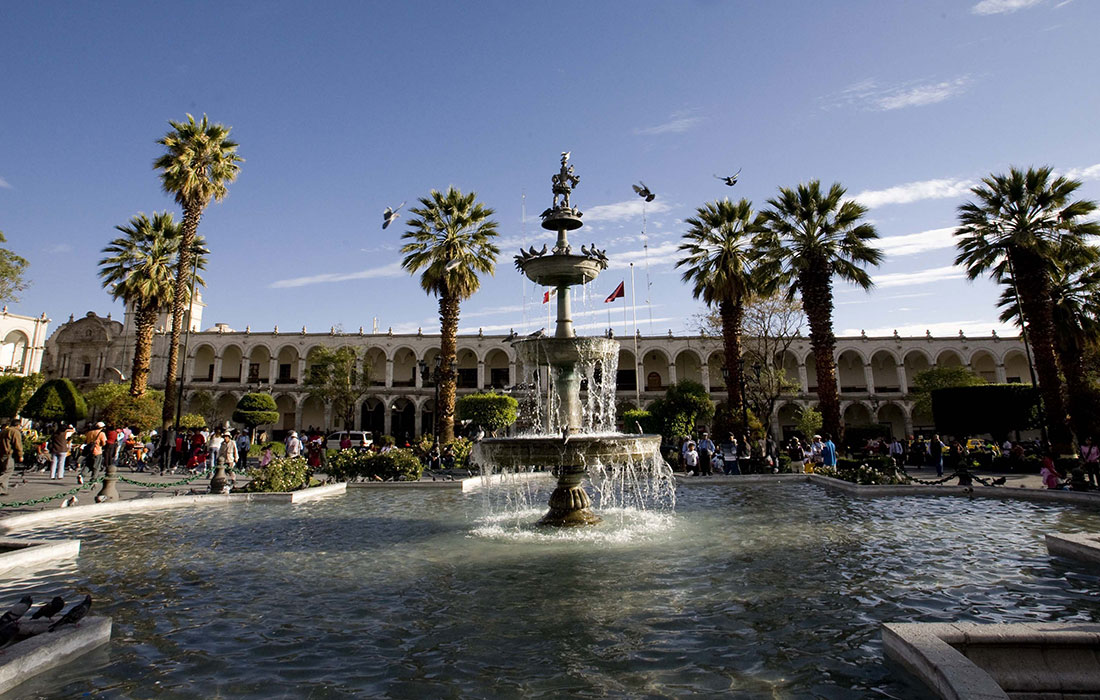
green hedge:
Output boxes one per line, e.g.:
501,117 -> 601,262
246,456 -> 311,492
326,448 -> 423,482
0,376 -> 24,417
248,441 -> 287,458
22,379 -> 87,423
456,393 -> 518,433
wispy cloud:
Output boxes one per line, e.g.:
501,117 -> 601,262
1062,162 -> 1100,181
878,227 -> 957,257
841,320 -> 1016,337
270,260 -> 403,288
605,241 -> 681,270
0,176 -> 11,189
854,178 -> 975,208
584,199 -> 671,224
972,0 -> 1044,15
45,243 -> 73,254
633,110 -> 703,136
873,264 -> 965,289
826,76 -> 972,111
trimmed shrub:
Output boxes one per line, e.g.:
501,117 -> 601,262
179,413 -> 206,429
455,392 -> 518,433
22,379 -> 87,423
248,441 -> 286,458
246,456 -> 311,492
325,448 -> 423,482
0,376 -> 24,417
233,393 -> 280,430
818,457 -> 906,485
448,437 -> 472,471
103,393 -> 162,432
623,409 -> 657,434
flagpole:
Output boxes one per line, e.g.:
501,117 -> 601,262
630,262 -> 641,407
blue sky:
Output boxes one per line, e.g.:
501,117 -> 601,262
3,0 -> 1099,339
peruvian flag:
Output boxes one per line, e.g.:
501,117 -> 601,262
543,289 -> 551,303
604,281 -> 625,303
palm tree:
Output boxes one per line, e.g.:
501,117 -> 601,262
153,113 -> 242,428
756,181 -> 883,438
400,187 -> 499,443
98,213 -> 207,397
955,166 -> 1100,452
996,239 -> 1100,442
676,198 -> 765,428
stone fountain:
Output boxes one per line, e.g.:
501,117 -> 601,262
475,154 -> 669,526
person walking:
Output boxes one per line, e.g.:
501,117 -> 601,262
811,435 -> 825,470
48,424 -> 72,480
103,423 -> 119,469
0,418 -> 23,495
83,422 -> 107,481
1081,437 -> 1100,488
217,430 -> 239,483
720,435 -> 740,475
235,430 -> 251,471
286,430 -> 302,458
929,434 -> 945,477
697,432 -> 715,477
683,441 -> 699,475
821,433 -> 838,469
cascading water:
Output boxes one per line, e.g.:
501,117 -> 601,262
471,154 -> 675,527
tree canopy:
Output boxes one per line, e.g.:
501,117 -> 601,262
455,393 -> 518,434
233,393 -> 280,430
0,232 -> 29,304
23,379 -> 88,423
304,347 -> 369,430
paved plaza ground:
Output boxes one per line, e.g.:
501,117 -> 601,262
0,462 -> 1054,517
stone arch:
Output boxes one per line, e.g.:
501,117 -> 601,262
455,348 -> 478,389
219,344 -> 244,383
776,401 -> 804,441
392,347 -> 418,387
806,354 -> 819,393
640,347 -> 671,392
364,347 -> 387,386
869,349 -> 901,393
0,330 -> 28,373
420,398 -> 436,437
936,349 -> 964,368
969,349 -> 998,382
706,351 -> 725,392
903,349 -> 932,386
215,393 -> 238,428
843,401 -> 873,427
674,349 -> 703,384
484,348 -> 510,389
836,349 -> 867,393
617,348 -> 637,391
274,345 -> 301,385
390,397 -> 416,442
361,397 -> 384,437
1003,349 -> 1031,384
301,395 -> 326,432
191,344 -> 216,382
274,394 -> 297,435
877,402 -> 907,439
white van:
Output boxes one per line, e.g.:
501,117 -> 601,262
326,431 -> 373,450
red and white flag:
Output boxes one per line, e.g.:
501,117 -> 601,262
542,289 -> 551,304
604,281 -> 625,303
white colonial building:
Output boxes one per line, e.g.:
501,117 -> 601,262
40,300 -> 1030,442
0,307 -> 50,376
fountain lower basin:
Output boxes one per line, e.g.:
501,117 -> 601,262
474,434 -> 661,469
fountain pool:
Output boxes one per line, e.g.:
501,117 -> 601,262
8,483 -> 1100,698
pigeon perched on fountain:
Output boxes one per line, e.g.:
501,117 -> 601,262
0,596 -> 32,627
503,329 -> 519,342
528,328 -> 545,338
30,597 -> 64,620
474,426 -> 485,443
49,595 -> 91,632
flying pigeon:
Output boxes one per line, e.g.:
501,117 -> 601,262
0,596 -> 32,627
444,258 -> 461,272
31,597 -> 64,620
382,201 -> 406,230
632,182 -> 655,202
49,595 -> 91,632
527,328 -> 545,338
715,168 -> 742,186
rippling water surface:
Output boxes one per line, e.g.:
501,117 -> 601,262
7,484 -> 1100,698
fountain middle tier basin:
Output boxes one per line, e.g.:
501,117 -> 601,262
474,434 -> 662,469
513,336 -> 618,367
521,254 -> 602,287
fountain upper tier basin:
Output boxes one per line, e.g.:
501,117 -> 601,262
474,434 -> 662,469
521,254 -> 602,287
513,336 -> 618,367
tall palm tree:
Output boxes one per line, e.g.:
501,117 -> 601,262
756,181 -> 883,438
98,213 -> 207,397
676,198 -> 765,428
153,113 -> 242,428
400,187 -> 499,443
955,166 -> 1100,452
996,239 -> 1100,441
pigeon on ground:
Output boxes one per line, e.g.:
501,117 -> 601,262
0,596 -> 32,627
60,495 -> 78,508
632,182 -> 656,202
49,595 -> 91,632
382,201 -> 406,230
31,597 -> 64,620
715,169 -> 742,186
992,476 -> 1007,486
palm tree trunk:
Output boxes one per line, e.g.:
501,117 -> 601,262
437,292 -> 460,444
1060,337 -> 1092,441
129,305 -> 158,397
799,264 -> 842,438
719,298 -> 745,428
161,204 -> 202,429
1012,248 -> 1073,451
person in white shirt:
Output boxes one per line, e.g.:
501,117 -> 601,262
286,431 -> 302,458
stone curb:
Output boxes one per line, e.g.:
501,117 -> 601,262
1046,532 -> 1100,566
0,483 -> 348,534
0,537 -> 80,575
810,474 -> 1100,508
0,616 -> 112,696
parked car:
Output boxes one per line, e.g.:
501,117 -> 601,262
326,431 -> 373,450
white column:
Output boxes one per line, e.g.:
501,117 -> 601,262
701,365 -> 711,392
863,364 -> 875,393
385,359 -> 394,388
383,403 -> 393,435
668,362 -> 677,384
324,403 -> 333,430
797,364 -> 809,394
898,364 -> 908,395
995,363 -> 1007,383
240,358 -> 249,384
297,357 -> 307,384
477,360 -> 486,389
212,356 -> 223,383
509,361 -> 516,388
414,360 -> 423,389
269,357 -> 278,383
